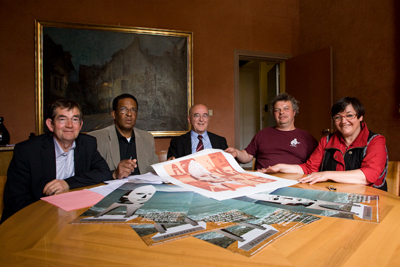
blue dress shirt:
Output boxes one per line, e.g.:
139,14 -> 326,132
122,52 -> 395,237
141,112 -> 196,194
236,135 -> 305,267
190,130 -> 212,153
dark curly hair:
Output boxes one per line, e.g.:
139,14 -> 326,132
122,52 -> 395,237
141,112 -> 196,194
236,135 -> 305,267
331,97 -> 365,119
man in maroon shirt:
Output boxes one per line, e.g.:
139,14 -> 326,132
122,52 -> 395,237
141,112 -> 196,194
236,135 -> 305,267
225,93 -> 317,170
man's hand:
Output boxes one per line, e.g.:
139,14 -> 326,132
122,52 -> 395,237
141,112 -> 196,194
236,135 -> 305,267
43,179 -> 70,196
224,147 -> 253,164
257,165 -> 280,173
167,156 -> 176,161
113,159 -> 137,179
224,147 -> 238,158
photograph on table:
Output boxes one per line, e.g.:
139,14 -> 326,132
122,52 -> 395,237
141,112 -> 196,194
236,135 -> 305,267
194,208 -> 320,257
73,183 -> 194,224
151,149 -> 298,200
130,193 -> 256,246
239,187 -> 379,223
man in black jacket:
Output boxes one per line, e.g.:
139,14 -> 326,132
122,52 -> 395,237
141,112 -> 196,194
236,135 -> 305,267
1,99 -> 111,223
167,104 -> 228,160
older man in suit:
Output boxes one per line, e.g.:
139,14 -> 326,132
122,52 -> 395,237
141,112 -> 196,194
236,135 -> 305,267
1,99 -> 111,223
167,104 -> 228,160
89,94 -> 158,179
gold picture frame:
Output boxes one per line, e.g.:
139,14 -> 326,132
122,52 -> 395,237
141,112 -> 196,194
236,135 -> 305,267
35,20 -> 193,137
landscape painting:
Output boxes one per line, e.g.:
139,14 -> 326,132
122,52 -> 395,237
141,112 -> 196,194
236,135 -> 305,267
35,21 -> 193,136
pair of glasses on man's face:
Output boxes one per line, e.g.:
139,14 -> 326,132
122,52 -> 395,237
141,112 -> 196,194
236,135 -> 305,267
332,113 -> 357,122
118,107 -> 138,114
54,117 -> 81,125
193,113 -> 209,120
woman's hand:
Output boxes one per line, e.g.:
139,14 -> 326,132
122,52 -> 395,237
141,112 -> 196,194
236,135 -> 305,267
299,172 -> 330,185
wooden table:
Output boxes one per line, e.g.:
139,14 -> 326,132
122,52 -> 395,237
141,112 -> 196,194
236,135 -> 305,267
1,174 -> 400,267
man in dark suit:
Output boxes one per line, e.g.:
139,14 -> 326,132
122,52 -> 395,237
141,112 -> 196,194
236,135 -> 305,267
167,104 -> 228,160
1,99 -> 111,223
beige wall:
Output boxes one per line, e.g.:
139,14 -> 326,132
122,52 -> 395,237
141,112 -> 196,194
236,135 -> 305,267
299,0 -> 400,160
0,0 -> 300,152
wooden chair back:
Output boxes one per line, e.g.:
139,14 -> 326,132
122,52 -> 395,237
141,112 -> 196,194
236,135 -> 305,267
0,150 -> 13,176
252,158 -> 256,171
386,161 -> 400,196
0,175 -> 7,220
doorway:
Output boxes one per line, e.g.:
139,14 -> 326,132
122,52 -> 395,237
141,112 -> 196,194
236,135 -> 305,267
234,50 -> 290,168
234,48 -> 333,168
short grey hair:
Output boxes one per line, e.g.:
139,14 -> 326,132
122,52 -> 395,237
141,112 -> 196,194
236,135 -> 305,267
270,93 -> 299,114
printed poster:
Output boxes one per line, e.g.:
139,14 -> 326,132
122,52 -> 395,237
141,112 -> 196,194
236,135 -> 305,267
151,149 -> 298,200
72,183 -> 194,224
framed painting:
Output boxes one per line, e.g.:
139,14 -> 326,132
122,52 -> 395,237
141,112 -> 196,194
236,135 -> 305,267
35,21 -> 193,136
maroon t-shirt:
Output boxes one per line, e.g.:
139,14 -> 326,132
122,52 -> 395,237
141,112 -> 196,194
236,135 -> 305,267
245,127 -> 318,169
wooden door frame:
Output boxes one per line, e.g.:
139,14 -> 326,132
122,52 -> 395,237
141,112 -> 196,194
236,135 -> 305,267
234,50 -> 291,148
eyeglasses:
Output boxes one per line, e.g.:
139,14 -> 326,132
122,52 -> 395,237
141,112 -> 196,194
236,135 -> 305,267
333,113 -> 357,122
118,107 -> 138,114
193,113 -> 209,120
54,117 -> 81,125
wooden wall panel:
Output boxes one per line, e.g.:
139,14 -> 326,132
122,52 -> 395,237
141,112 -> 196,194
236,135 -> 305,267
299,0 -> 400,160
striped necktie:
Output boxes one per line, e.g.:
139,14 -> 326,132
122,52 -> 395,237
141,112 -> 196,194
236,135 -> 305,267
196,135 -> 204,152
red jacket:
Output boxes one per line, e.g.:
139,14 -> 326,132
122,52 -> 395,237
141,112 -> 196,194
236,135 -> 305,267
300,122 -> 388,189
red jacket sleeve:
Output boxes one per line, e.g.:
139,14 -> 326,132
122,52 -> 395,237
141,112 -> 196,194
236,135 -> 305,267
299,136 -> 328,174
359,135 -> 387,184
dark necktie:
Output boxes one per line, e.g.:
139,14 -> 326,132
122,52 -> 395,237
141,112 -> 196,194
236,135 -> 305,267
196,135 -> 204,152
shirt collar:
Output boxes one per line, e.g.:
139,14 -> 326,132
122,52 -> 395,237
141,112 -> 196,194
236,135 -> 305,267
328,122 -> 369,149
191,130 -> 208,139
115,126 -> 135,143
53,137 -> 76,158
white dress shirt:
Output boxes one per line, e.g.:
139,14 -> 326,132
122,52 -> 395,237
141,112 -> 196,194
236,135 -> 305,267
54,138 -> 76,180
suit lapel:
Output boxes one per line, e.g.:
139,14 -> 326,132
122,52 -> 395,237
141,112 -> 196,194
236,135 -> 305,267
74,135 -> 84,175
208,132 -> 216,148
109,126 -> 121,169
41,135 -> 56,183
134,128 -> 144,170
184,132 -> 192,156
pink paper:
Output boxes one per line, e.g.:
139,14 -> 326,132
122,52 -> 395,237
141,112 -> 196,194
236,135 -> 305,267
41,189 -> 104,211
